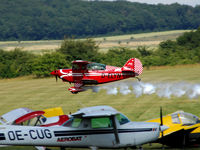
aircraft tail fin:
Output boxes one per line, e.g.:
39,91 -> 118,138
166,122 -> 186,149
122,58 -> 143,76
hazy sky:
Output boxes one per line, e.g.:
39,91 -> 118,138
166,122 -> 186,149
104,0 -> 200,7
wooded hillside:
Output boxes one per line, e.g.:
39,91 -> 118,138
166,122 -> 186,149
0,0 -> 200,41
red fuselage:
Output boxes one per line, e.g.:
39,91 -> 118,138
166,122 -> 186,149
52,66 -> 136,85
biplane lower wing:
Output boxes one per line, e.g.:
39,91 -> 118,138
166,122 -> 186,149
68,82 -> 84,94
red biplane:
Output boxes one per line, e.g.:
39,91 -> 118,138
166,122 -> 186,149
51,58 -> 143,94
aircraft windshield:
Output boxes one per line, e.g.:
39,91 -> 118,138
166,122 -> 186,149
0,117 -> 7,124
18,115 -> 46,126
171,112 -> 200,125
63,117 -> 82,128
116,113 -> 130,125
87,63 -> 106,70
171,113 -> 181,124
179,112 -> 199,125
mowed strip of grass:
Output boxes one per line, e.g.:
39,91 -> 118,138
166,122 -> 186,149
0,64 -> 200,150
0,30 -> 190,53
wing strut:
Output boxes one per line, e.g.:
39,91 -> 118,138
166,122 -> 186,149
110,115 -> 120,144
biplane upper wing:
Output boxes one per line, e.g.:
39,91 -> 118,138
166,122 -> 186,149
72,60 -> 89,64
72,60 -> 90,70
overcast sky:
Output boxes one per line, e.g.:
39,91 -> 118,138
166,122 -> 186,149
103,0 -> 200,7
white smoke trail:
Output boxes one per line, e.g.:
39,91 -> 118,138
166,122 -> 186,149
89,81 -> 200,99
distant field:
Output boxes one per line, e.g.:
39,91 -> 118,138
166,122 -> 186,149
0,64 -> 200,150
0,30 -> 191,53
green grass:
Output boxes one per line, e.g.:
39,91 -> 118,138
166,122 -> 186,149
0,64 -> 200,149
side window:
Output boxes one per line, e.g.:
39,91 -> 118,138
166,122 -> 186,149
29,116 -> 43,126
171,114 -> 181,124
116,114 -> 130,125
63,118 -> 82,128
91,117 -> 112,128
21,120 -> 30,126
72,118 -> 82,128
26,117 -> 39,126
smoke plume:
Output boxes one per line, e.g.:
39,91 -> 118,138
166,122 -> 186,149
88,81 -> 200,99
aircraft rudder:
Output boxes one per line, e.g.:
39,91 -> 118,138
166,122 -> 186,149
122,58 -> 143,75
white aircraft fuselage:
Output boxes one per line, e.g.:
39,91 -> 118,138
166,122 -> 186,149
0,106 -> 161,149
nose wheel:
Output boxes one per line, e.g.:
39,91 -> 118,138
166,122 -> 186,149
90,146 -> 98,150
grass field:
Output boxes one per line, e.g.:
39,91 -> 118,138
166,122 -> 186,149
0,64 -> 200,150
0,30 -> 190,53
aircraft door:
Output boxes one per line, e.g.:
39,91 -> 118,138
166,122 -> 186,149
115,114 -> 136,146
88,117 -> 116,147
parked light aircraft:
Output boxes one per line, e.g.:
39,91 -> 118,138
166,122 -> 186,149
0,107 -> 69,150
147,110 -> 200,147
0,106 -> 167,150
51,58 -> 143,93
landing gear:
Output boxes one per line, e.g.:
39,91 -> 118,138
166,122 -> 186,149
89,146 -> 98,150
135,77 -> 141,81
60,147 -> 65,150
71,91 -> 78,94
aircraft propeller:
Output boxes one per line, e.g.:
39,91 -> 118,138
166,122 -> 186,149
56,75 -> 58,82
160,107 -> 164,138
159,106 -> 165,149
51,70 -> 59,82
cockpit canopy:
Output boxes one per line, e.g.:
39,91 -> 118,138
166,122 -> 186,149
171,111 -> 200,125
72,62 -> 106,70
87,63 -> 106,70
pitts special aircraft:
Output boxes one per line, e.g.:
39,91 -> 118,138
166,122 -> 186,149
0,106 -> 167,150
51,58 -> 143,93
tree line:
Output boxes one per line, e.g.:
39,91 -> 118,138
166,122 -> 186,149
0,0 -> 200,41
0,28 -> 200,78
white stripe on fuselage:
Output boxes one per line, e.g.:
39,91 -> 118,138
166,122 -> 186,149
60,72 -> 134,79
